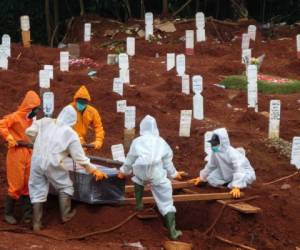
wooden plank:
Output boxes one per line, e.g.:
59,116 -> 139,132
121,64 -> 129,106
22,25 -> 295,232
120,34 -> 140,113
125,181 -> 194,193
124,192 -> 244,205
217,200 -> 261,214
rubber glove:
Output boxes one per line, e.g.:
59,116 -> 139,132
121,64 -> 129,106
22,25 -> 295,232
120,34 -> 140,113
92,141 -> 103,150
117,172 -> 126,179
6,134 -> 17,148
188,177 -> 202,186
175,171 -> 186,180
230,187 -> 241,199
90,168 -> 108,181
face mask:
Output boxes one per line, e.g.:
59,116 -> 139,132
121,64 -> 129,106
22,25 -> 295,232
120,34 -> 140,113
212,146 -> 220,153
76,102 -> 87,111
27,107 -> 40,119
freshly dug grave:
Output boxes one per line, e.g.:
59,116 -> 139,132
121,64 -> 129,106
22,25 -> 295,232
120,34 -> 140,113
0,17 -> 299,249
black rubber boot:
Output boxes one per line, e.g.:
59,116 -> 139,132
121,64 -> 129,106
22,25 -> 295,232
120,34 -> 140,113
32,203 -> 43,231
134,183 -> 144,211
20,195 -> 32,223
164,212 -> 182,240
59,192 -> 76,223
4,196 -> 17,225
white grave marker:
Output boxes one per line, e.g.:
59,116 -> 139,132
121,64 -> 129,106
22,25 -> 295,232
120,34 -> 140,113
192,75 -> 203,94
111,144 -> 126,162
182,75 -> 190,95
195,12 -> 205,28
176,54 -> 185,76
84,23 -> 91,42
20,16 -> 30,31
2,34 -> 11,57
119,68 -> 130,84
0,53 -> 8,70
242,49 -> 251,64
297,35 -> 300,59
291,137 -> 300,169
248,25 -> 256,41
247,65 -> 258,111
44,65 -> 53,79
167,53 -> 175,71
60,51 -> 69,71
118,53 -> 129,70
39,70 -> 50,89
268,100 -> 281,138
145,12 -> 153,25
113,78 -> 123,96
145,24 -> 154,40
241,33 -> 250,50
193,94 -> 204,120
126,37 -> 135,56
117,100 -> 127,113
125,106 -> 136,129
43,92 -> 54,117
185,30 -> 194,55
179,110 -> 192,137
196,28 -> 206,42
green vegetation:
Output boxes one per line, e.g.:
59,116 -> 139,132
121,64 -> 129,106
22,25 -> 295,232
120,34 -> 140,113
221,75 -> 300,94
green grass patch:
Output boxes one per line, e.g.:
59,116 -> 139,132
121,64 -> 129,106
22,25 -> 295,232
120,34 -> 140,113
221,75 -> 300,94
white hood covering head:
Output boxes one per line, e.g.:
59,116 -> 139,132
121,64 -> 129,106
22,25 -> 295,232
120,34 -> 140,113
140,115 -> 159,136
212,128 -> 230,152
57,105 -> 77,127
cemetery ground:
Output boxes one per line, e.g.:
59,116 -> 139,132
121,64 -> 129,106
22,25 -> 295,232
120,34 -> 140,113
0,17 -> 300,249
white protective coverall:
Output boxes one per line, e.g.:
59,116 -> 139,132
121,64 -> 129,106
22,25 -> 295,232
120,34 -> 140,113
120,115 -> 178,216
200,128 -> 256,189
26,105 -> 95,203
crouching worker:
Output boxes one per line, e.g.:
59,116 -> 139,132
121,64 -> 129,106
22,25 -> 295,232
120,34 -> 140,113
26,105 -> 108,231
190,128 -> 256,198
117,115 -> 185,240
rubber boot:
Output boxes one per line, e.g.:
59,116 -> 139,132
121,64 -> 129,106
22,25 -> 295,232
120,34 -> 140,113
20,196 -> 32,223
134,183 -> 144,211
164,212 -> 182,240
59,192 -> 76,223
32,203 -> 43,231
4,196 -> 17,225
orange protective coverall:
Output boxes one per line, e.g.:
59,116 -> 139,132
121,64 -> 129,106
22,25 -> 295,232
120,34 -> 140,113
71,86 -> 105,147
0,91 -> 41,199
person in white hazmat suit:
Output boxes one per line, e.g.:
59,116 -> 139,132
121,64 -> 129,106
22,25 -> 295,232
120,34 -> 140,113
117,115 -> 185,240
26,105 -> 108,231
190,128 -> 256,198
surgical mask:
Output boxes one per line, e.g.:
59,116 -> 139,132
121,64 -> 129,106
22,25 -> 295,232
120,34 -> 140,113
76,102 -> 87,111
212,146 -> 220,153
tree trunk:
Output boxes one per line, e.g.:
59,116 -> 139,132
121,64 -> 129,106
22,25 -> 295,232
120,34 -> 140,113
162,0 -> 168,16
54,0 -> 59,27
140,0 -> 145,18
79,0 -> 85,16
45,0 -> 52,45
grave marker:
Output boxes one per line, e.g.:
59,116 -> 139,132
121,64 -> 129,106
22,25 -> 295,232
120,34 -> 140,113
2,34 -> 11,57
111,144 -> 126,162
297,35 -> 300,59
193,94 -> 204,120
242,49 -> 251,64
117,100 -> 127,113
195,12 -> 205,29
145,12 -> 153,40
291,137 -> 300,169
125,106 -> 136,129
84,23 -> 91,42
196,28 -> 206,42
126,37 -> 135,56
113,78 -> 123,96
176,54 -> 185,76
268,100 -> 281,139
179,110 -> 192,137
44,65 -> 53,79
182,75 -> 190,95
119,68 -> 130,84
0,51 -> 8,70
167,53 -> 175,71
248,25 -> 256,41
43,92 -> 54,117
241,33 -> 250,50
192,75 -> 203,94
20,16 -> 31,48
60,51 -> 69,71
39,70 -> 50,89
119,53 -> 129,70
247,65 -> 258,111
185,30 -> 194,55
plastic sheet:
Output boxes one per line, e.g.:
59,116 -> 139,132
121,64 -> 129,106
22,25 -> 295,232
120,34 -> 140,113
51,158 -> 125,205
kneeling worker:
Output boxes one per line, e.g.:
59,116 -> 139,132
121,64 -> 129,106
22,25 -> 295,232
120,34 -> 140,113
71,85 -> 105,149
190,128 -> 256,198
26,105 -> 108,231
118,115 -> 185,240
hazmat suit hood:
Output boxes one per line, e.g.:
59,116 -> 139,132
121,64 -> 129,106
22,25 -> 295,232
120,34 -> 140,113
57,105 -> 77,127
212,128 -> 230,152
140,115 -> 159,136
73,85 -> 91,101
18,91 -> 41,113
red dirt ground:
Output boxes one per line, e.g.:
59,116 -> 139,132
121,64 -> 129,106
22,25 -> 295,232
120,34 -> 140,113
0,16 -> 299,249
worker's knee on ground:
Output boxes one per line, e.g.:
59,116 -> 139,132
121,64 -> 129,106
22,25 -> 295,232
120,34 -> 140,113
207,175 -> 226,187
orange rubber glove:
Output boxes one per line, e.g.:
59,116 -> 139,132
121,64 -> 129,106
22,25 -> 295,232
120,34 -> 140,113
92,141 -> 103,150
6,134 -> 17,148
175,171 -> 186,180
230,187 -> 241,199
89,168 -> 108,181
117,172 -> 126,179
188,177 -> 202,186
